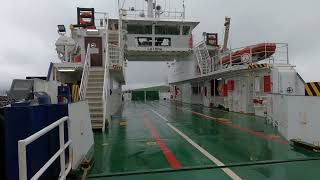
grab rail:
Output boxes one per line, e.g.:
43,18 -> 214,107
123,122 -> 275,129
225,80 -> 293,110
79,45 -> 91,100
194,41 -> 212,75
102,19 -> 110,132
18,116 -> 72,180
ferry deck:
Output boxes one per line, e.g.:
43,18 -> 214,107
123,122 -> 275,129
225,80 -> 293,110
84,101 -> 320,180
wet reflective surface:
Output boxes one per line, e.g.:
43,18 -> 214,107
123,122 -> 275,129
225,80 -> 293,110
87,101 -> 320,179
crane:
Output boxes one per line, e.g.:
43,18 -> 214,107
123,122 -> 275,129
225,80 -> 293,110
222,17 -> 231,52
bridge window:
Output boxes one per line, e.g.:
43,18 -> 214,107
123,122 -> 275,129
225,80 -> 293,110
136,37 -> 152,47
155,37 -> 171,47
127,24 -> 152,34
182,26 -> 191,35
155,25 -> 180,35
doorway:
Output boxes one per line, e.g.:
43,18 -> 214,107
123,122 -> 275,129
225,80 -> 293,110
85,37 -> 103,67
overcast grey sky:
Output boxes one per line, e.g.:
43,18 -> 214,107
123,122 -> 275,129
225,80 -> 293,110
0,0 -> 319,90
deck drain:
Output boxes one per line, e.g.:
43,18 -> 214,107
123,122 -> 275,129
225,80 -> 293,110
147,141 -> 158,146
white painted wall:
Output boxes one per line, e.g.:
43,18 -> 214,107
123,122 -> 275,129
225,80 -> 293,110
68,101 -> 94,169
202,81 -> 211,107
159,92 -> 170,100
110,88 -> 122,115
272,66 -> 305,95
168,55 -> 197,83
271,95 -> 320,145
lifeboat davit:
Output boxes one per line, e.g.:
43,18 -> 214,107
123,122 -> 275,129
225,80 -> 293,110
219,43 -> 277,65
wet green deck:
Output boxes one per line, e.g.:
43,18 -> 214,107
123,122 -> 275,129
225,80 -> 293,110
86,101 -> 320,180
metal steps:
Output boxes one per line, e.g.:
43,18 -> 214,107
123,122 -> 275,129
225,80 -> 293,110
194,41 -> 212,75
85,68 -> 105,130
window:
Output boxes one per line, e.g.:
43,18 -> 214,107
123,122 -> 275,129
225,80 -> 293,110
182,26 -> 191,35
155,37 -> 171,46
155,25 -> 180,35
136,37 -> 152,47
127,24 -> 152,34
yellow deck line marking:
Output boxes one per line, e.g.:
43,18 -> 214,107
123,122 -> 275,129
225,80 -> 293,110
151,109 -> 242,180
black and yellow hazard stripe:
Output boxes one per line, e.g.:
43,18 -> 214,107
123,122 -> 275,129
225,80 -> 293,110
248,64 -> 268,69
72,85 -> 80,102
305,82 -> 320,96
112,65 -> 122,71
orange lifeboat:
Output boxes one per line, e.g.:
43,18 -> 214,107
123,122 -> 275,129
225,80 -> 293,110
219,43 -> 277,65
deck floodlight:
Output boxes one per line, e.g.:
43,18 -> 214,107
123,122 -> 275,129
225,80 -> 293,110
57,68 -> 76,72
57,25 -> 66,33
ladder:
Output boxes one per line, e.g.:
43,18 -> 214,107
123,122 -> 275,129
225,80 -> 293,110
194,41 -> 212,75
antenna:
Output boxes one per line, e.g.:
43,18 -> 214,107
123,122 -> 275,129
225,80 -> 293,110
183,0 -> 186,19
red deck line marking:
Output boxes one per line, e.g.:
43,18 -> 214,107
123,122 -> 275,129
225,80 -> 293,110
142,114 -> 181,169
184,109 -> 289,145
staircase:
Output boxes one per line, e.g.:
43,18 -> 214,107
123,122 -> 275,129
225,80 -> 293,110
194,41 -> 212,75
86,68 -> 105,130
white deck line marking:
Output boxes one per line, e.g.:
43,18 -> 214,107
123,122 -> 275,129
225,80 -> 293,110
151,109 -> 242,180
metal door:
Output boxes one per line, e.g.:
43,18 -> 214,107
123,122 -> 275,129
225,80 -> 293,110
85,37 -> 103,67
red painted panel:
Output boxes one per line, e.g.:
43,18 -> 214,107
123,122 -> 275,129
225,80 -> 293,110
189,34 -> 193,48
264,75 -> 271,93
227,80 -> 235,91
223,84 -> 228,96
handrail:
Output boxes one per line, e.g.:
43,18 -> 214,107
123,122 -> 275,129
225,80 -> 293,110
18,116 -> 72,180
102,18 -> 110,132
120,9 -> 185,20
194,41 -> 212,75
79,45 -> 91,100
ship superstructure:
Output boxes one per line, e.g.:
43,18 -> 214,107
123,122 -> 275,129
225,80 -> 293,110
168,17 -> 319,145
49,8 -> 126,131
2,1 -> 320,180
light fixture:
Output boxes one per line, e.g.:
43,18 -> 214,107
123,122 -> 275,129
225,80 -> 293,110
57,25 -> 66,33
58,68 -> 76,72
86,29 -> 99,35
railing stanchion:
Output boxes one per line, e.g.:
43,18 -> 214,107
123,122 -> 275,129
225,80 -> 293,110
18,141 -> 27,180
250,46 -> 253,64
286,43 -> 289,64
265,43 -> 267,60
59,123 -> 66,178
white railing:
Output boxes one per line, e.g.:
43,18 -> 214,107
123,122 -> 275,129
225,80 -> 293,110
79,46 -> 91,100
120,9 -> 185,20
94,12 -> 108,28
109,45 -> 121,65
102,19 -> 110,132
211,43 -> 289,71
18,117 -> 72,180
